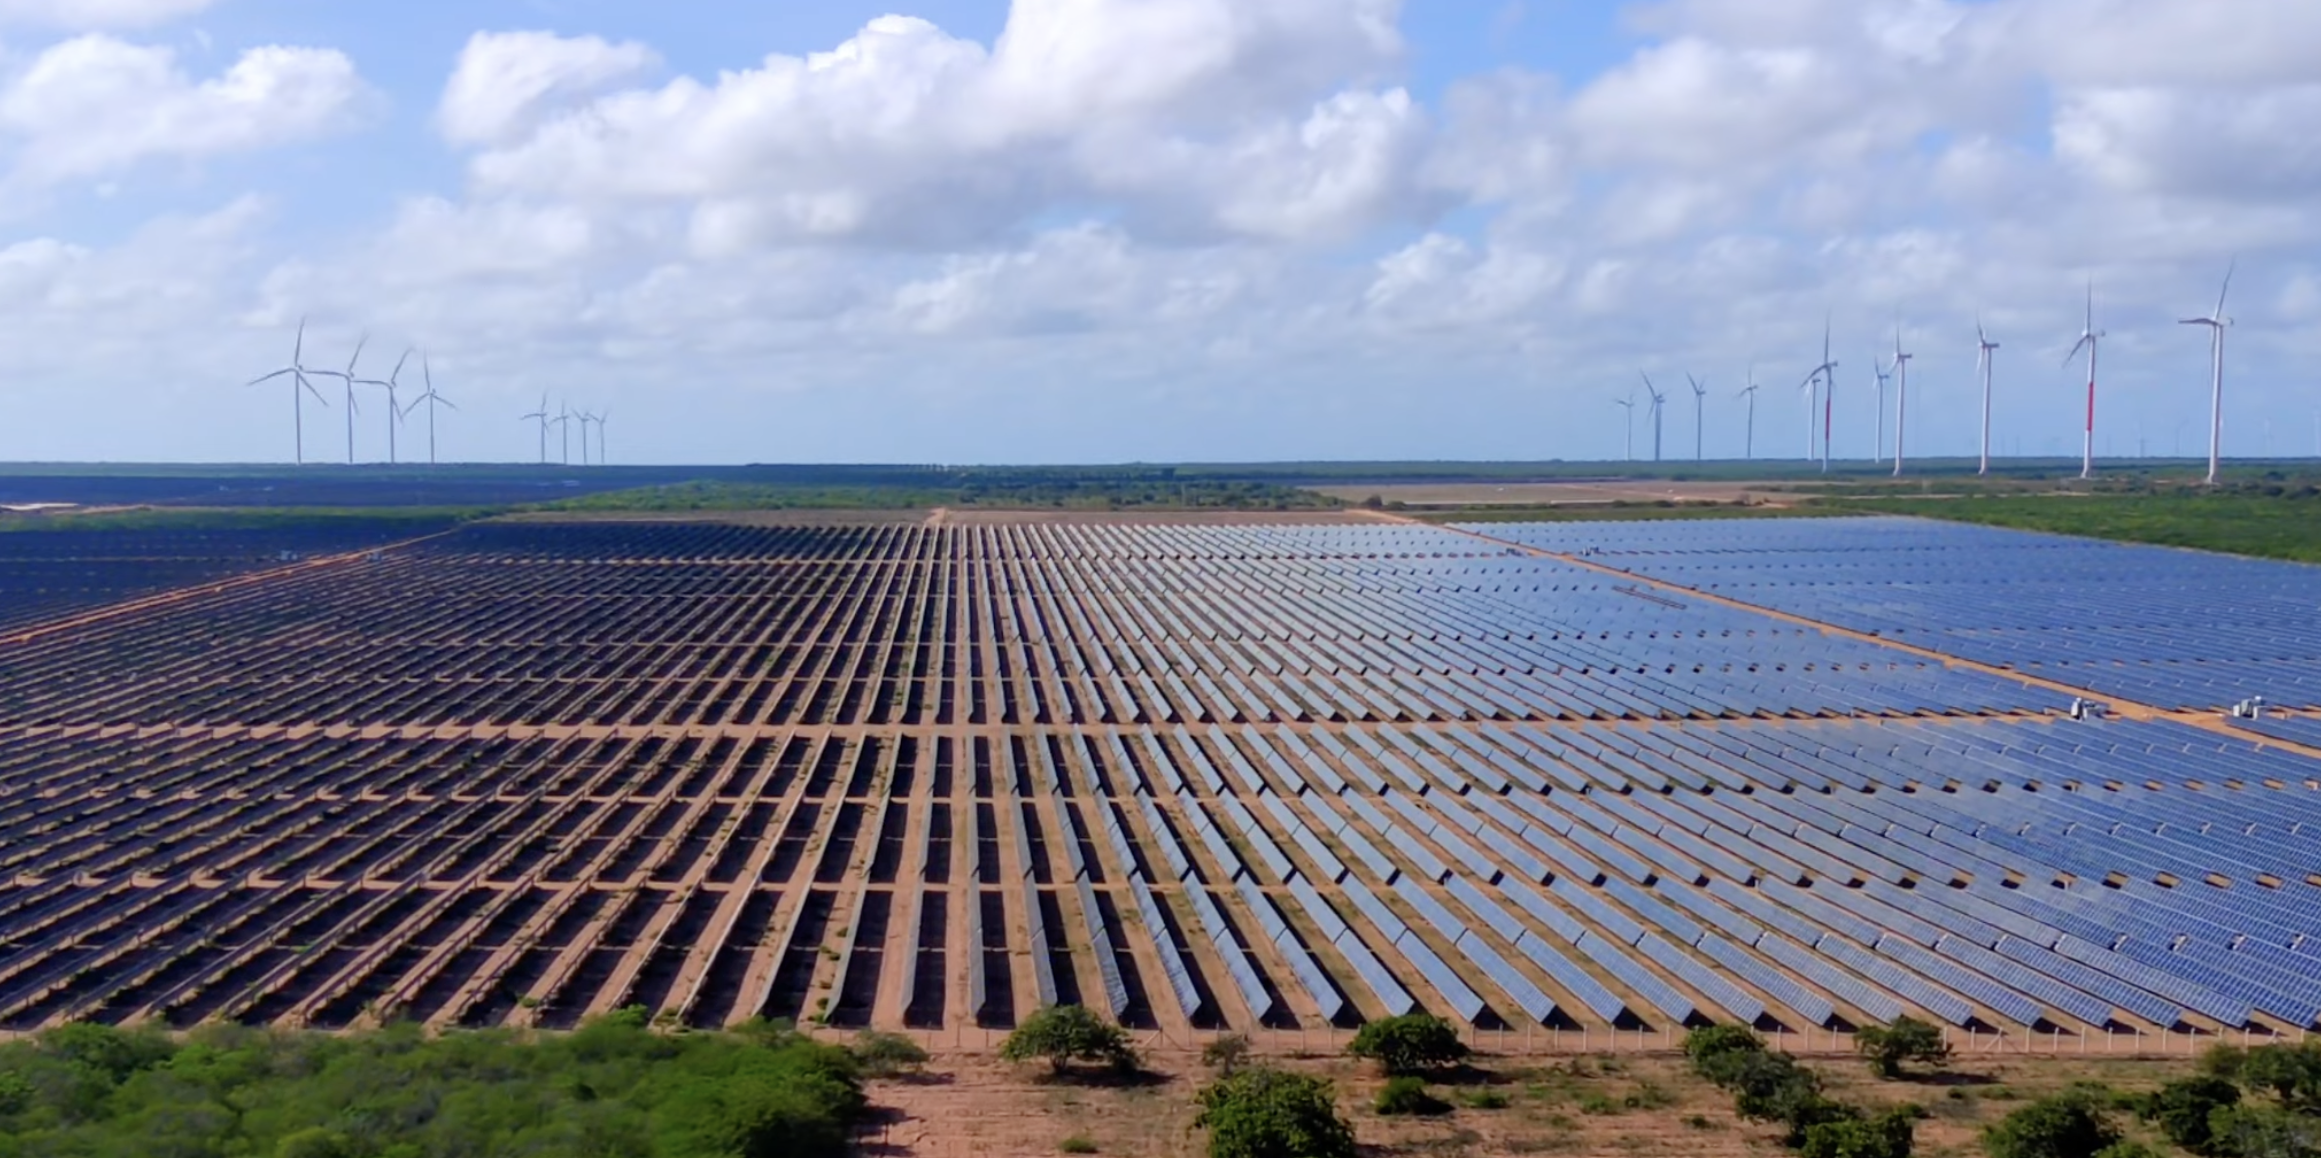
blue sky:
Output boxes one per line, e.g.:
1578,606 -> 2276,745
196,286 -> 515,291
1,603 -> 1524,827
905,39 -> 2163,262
1,0 -> 2315,465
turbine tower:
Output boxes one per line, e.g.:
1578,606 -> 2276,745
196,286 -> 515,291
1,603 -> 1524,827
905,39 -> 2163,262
315,336 -> 371,465
554,403 -> 573,466
1975,319 -> 2000,477
1802,320 -> 1837,473
521,395 -> 550,465
577,411 -> 599,466
2064,281 -> 2105,480
402,355 -> 457,466
595,409 -> 610,466
1687,373 -> 1708,461
1641,372 -> 1667,462
1890,321 -> 1913,478
359,348 -> 412,466
1871,355 -> 1892,464
1613,391 -> 1635,461
246,317 -> 329,465
1738,370 -> 1760,461
2181,261 -> 2235,486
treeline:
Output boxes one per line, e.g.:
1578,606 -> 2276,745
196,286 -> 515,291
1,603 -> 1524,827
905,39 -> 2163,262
0,1012 -> 909,1158
546,472 -> 1339,512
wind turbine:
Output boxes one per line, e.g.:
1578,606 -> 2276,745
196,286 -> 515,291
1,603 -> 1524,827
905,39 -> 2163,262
358,348 -> 412,466
1890,321 -> 1913,478
1613,391 -> 1635,461
2181,261 -> 2235,486
1640,372 -> 1667,462
313,336 -> 371,465
1871,355 -> 1892,464
1803,319 -> 1837,473
1738,369 -> 1760,460
554,402 -> 573,466
594,409 -> 610,466
246,318 -> 329,465
1687,373 -> 1708,461
2064,280 -> 2105,480
401,356 -> 457,466
520,395 -> 550,465
577,411 -> 599,466
1975,319 -> 2000,476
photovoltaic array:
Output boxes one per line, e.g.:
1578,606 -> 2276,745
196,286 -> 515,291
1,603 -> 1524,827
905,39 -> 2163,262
0,515 -> 2312,1041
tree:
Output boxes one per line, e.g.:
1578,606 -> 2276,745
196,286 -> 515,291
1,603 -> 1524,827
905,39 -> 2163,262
1854,1018 -> 1951,1080
1194,1067 -> 1358,1158
2204,1105 -> 2321,1158
1202,1034 -> 1252,1078
1346,1014 -> 1468,1075
1802,1106 -> 1919,1158
1713,1050 -> 1857,1148
2139,1076 -> 2242,1155
1686,1025 -> 1768,1084
1984,1093 -> 2124,1158
998,1005 -> 1138,1076
2237,1044 -> 2321,1114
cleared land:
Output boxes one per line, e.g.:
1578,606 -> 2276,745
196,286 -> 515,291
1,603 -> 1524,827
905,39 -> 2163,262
1312,481 -> 1793,508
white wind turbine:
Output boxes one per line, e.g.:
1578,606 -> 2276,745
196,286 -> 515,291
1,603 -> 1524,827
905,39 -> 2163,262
1802,320 -> 1837,473
2064,281 -> 2105,480
520,395 -> 551,465
1687,373 -> 1708,461
311,335 -> 369,465
1975,319 -> 1999,477
1641,372 -> 1667,462
1613,390 -> 1635,461
1871,354 -> 1892,464
357,348 -> 412,466
1890,321 -> 1913,478
2180,261 -> 2235,486
1738,369 -> 1760,460
246,317 -> 329,465
402,356 -> 457,467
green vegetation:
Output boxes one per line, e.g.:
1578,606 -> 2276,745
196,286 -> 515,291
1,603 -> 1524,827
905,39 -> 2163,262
0,506 -> 478,534
1058,1134 -> 1100,1153
847,1030 -> 929,1078
1984,1090 -> 2125,1158
0,1015 -> 869,1157
1346,1013 -> 1470,1075
1194,1067 -> 1358,1158
996,1005 -> 1139,1077
546,469 -> 1340,513
1855,1016 -> 1952,1080
1801,1105 -> 1921,1158
1372,1075 -> 1451,1117
1201,1034 -> 1252,1077
1833,478 -> 2321,564
1683,1025 -> 1912,1152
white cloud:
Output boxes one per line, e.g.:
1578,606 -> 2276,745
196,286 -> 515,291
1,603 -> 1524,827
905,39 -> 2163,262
0,36 -> 369,187
437,31 -> 659,146
0,0 -> 211,30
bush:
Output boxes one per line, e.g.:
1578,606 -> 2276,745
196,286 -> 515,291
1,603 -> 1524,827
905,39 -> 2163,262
2139,1075 -> 2241,1154
1374,1077 -> 1451,1117
1195,1067 -> 1358,1158
2234,1043 -> 2321,1113
998,1006 -> 1138,1077
1984,1093 -> 2124,1158
1458,1089 -> 1511,1110
2204,1104 -> 2321,1158
1059,1135 -> 1099,1154
1854,1017 -> 1951,1080
1347,1014 -> 1469,1075
1801,1106 -> 1918,1158
1686,1025 -> 1767,1075
849,1030 -> 930,1078
1202,1034 -> 1252,1077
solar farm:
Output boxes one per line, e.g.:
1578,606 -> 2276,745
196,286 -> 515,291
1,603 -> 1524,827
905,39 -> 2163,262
1,512 -> 2317,1050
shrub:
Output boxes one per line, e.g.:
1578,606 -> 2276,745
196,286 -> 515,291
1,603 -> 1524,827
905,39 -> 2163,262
1983,1093 -> 2123,1158
1686,1025 -> 1767,1079
849,1030 -> 930,1078
1458,1089 -> 1511,1110
1854,1017 -> 1951,1080
1347,1014 -> 1469,1075
1202,1034 -> 1252,1077
1059,1135 -> 1099,1154
2204,1104 -> 2321,1158
2234,1043 -> 2321,1113
1374,1077 -> 1451,1117
2138,1075 -> 2240,1154
998,1006 -> 1138,1077
1195,1067 -> 1358,1158
1801,1106 -> 1918,1158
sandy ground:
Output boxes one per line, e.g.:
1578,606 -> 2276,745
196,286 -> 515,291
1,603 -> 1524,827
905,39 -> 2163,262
862,1047 -> 2197,1158
1310,482 -> 1799,508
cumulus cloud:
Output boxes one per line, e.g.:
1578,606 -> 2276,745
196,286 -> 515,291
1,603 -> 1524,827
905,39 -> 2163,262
0,35 -> 370,187
437,31 -> 659,146
448,2 -> 1415,248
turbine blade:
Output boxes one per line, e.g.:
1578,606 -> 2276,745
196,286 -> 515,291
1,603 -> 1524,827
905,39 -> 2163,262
2217,258 -> 2235,316
248,368 -> 292,386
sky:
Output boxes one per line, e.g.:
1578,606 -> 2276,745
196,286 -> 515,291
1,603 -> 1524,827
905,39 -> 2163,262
2,0 -> 2318,466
